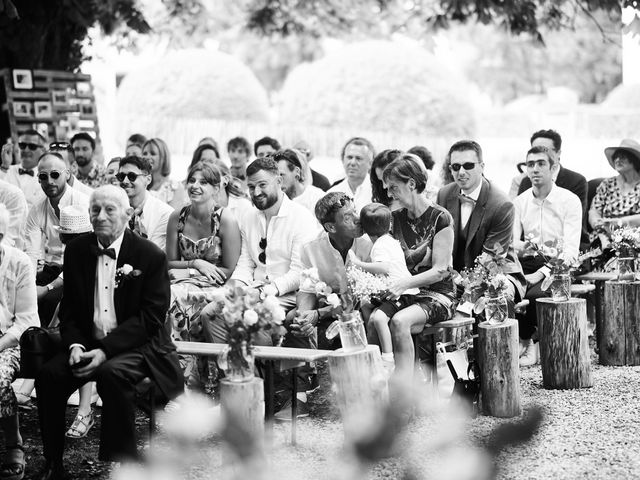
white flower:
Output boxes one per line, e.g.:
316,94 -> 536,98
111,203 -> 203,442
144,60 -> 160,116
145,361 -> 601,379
262,284 -> 278,298
326,293 -> 341,308
120,264 -> 133,275
314,281 -> 328,295
243,309 -> 259,326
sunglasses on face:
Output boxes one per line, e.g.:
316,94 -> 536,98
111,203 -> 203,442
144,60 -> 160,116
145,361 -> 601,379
19,142 -> 43,151
116,172 -> 147,183
258,237 -> 267,264
449,162 -> 478,172
37,170 -> 66,182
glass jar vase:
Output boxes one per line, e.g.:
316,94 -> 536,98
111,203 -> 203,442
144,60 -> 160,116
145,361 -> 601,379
617,257 -> 636,282
549,273 -> 572,302
218,341 -> 255,383
484,293 -> 509,325
337,312 -> 368,352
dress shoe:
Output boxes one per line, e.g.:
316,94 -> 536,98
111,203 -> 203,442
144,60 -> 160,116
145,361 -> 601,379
36,460 -> 69,480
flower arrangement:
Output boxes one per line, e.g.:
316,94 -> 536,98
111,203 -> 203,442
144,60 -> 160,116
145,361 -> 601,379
345,265 -> 390,306
522,237 -> 578,277
300,267 -> 342,315
456,244 -> 510,309
608,226 -> 640,257
115,264 -> 141,288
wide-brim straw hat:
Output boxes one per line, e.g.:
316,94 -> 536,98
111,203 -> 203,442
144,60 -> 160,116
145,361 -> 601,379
56,205 -> 92,234
604,139 -> 640,169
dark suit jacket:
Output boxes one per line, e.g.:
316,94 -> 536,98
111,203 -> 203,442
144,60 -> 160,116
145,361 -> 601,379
519,165 -> 589,247
437,178 -> 526,299
311,168 -> 331,192
58,229 -> 182,401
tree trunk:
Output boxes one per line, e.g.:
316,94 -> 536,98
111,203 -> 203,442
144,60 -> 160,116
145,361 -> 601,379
219,377 -> 265,450
537,298 -> 592,389
602,281 -> 640,366
478,319 -> 521,418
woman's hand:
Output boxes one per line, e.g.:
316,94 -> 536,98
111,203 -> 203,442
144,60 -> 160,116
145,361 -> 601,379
193,259 -> 226,284
385,277 -> 414,300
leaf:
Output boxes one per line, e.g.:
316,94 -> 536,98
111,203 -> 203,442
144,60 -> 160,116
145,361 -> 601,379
473,296 -> 486,314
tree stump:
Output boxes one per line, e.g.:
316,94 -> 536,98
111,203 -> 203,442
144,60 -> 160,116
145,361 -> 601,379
219,377 -> 264,450
537,298 -> 592,389
478,319 -> 521,418
328,345 -> 386,437
602,281 -> 640,366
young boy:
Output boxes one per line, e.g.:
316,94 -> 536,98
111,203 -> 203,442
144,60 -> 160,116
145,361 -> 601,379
350,203 -> 418,371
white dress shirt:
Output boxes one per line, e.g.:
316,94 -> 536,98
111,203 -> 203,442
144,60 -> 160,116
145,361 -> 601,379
0,179 -> 28,249
460,181 -> 483,229
134,192 -> 173,250
93,232 -> 125,339
514,184 -> 582,261
24,186 -> 89,268
328,178 -> 373,213
0,164 -> 44,209
293,184 -> 325,215
231,194 -> 320,296
69,176 -> 94,197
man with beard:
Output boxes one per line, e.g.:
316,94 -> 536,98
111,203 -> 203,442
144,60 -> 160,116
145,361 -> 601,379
274,149 -> 325,214
117,156 -> 173,250
24,152 -> 89,325
328,137 -> 375,212
1,130 -> 47,208
71,132 -> 106,188
48,141 -> 94,197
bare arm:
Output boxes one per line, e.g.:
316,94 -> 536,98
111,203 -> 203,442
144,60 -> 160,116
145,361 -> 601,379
218,208 -> 241,278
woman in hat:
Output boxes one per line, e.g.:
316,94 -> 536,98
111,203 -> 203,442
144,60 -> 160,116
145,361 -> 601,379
589,139 -> 640,230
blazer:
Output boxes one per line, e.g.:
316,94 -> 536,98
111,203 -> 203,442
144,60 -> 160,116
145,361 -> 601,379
437,178 -> 526,299
58,229 -> 182,401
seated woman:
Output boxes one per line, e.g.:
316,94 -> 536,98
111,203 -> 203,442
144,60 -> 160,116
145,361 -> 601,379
370,149 -> 402,209
379,155 -> 456,378
142,137 -> 188,210
0,204 -> 39,480
166,162 -> 241,387
589,139 -> 640,234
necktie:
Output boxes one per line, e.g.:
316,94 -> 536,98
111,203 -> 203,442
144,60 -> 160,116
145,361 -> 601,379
18,168 -> 34,176
91,245 -> 116,260
458,193 -> 477,206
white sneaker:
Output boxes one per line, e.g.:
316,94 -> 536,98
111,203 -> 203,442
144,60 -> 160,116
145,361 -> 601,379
519,338 -> 528,357
519,341 -> 539,367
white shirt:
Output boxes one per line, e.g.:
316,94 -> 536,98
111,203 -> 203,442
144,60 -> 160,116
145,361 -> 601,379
231,194 -> 320,296
460,181 -> 483,229
370,234 -> 419,295
24,186 -> 89,268
328,178 -> 372,213
133,192 -> 173,250
0,179 -> 28,248
227,195 -> 254,225
69,176 -> 93,197
293,184 -> 325,215
514,184 -> 582,261
0,164 -> 44,209
93,232 -> 124,339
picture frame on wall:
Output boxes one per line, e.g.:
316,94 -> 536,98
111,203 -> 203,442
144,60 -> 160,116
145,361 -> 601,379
11,69 -> 34,90
34,101 -> 53,119
76,82 -> 91,97
51,90 -> 68,106
12,101 -> 32,118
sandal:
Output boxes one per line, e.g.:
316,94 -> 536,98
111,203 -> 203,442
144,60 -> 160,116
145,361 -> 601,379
0,444 -> 24,480
65,410 -> 95,439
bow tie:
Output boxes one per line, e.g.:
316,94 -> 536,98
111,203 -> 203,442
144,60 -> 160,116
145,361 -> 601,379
18,168 -> 34,176
91,245 -> 116,260
458,193 -> 477,206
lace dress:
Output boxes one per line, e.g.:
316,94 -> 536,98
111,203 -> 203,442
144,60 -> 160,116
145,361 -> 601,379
167,205 -> 224,387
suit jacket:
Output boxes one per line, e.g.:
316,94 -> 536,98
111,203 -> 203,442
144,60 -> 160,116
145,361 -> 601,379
58,229 -> 182,401
437,178 -> 526,299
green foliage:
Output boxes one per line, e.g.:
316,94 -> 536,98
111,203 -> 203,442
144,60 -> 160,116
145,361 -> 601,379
278,40 -> 475,137
116,49 -> 269,122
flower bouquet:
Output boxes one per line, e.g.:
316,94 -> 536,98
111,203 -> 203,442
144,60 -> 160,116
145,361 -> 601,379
300,267 -> 342,316
205,285 -> 286,382
345,264 -> 390,307
523,237 -> 581,300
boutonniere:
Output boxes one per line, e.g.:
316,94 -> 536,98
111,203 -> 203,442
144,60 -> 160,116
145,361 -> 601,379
115,264 -> 142,288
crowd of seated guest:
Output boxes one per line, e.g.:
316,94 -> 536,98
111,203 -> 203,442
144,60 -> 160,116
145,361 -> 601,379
0,126 -> 631,478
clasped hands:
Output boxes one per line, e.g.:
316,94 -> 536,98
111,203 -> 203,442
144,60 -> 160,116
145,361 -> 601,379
68,346 -> 107,378
289,309 -> 319,338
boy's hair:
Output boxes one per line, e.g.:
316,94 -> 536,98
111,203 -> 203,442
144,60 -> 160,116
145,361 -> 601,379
360,202 -> 392,237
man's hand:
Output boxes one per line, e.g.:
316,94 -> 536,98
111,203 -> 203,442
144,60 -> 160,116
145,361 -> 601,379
168,269 -> 189,280
291,310 -> 318,337
1,142 -> 13,169
385,278 -> 413,300
71,349 -> 107,378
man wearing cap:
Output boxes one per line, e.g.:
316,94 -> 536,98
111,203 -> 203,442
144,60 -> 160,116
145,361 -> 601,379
24,152 -> 89,325
274,149 -> 325,214
117,156 -> 173,250
589,138 -> 640,230
0,179 -> 27,249
1,130 -> 47,208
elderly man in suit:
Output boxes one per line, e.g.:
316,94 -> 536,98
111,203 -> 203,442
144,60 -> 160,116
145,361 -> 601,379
436,140 -> 526,301
34,185 -> 182,480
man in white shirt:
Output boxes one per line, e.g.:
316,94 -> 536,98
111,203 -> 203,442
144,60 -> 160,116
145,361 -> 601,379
34,186 -> 181,478
0,179 -> 28,248
0,130 -> 47,208
328,137 -> 375,212
274,149 -> 325,215
513,145 -> 582,366
117,156 -> 173,250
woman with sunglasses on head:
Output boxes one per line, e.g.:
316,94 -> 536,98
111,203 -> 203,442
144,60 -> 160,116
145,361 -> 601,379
165,162 -> 241,389
142,138 -> 188,210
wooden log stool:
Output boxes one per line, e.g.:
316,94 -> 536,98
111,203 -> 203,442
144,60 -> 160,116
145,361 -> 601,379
536,298 -> 593,389
601,281 -> 640,366
219,377 -> 265,448
478,319 -> 521,418
328,345 -> 386,437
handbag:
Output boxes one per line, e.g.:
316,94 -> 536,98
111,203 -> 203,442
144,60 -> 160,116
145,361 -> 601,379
446,356 -> 480,418
19,326 -> 62,378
